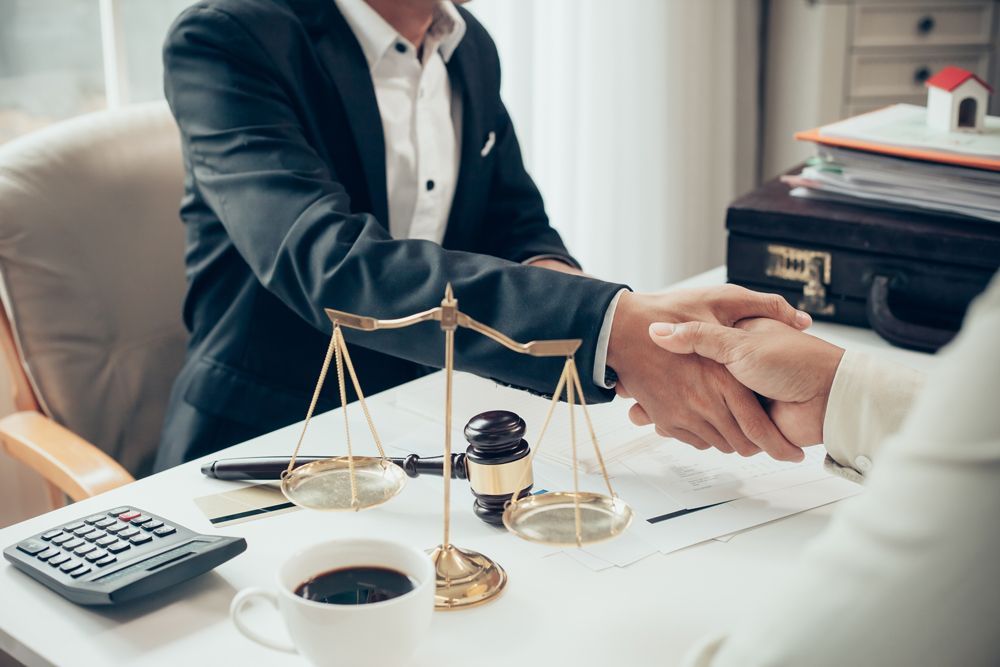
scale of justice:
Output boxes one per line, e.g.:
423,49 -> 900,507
280,285 -> 634,609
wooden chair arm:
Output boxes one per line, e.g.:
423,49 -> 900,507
0,411 -> 134,502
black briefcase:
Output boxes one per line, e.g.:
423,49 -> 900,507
725,175 -> 1000,352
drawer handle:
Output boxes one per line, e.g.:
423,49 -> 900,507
916,15 -> 935,35
914,66 -> 932,85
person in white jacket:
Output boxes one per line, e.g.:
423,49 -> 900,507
626,273 -> 1000,666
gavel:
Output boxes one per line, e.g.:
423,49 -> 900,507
201,410 -> 534,526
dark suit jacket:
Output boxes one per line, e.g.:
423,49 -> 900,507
155,0 -> 627,470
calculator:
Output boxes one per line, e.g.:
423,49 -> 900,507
3,506 -> 246,606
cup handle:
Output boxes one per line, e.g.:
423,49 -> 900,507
230,588 -> 297,654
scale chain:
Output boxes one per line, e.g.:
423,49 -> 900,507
333,326 -> 360,510
338,328 -> 387,461
505,360 -> 570,506
567,359 -> 583,547
286,328 -> 339,476
570,368 -> 617,498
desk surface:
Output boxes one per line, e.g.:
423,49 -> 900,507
0,267 -> 935,667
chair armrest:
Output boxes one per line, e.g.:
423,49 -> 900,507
0,411 -> 134,502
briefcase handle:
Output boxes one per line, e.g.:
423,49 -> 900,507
866,275 -> 956,353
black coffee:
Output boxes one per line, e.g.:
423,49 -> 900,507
294,566 -> 416,605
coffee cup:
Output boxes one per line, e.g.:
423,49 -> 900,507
230,538 -> 434,666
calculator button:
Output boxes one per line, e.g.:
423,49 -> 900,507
142,520 -> 164,531
37,548 -> 61,561
153,525 -> 176,538
95,535 -> 117,547
129,534 -> 153,546
41,530 -> 62,541
84,514 -> 106,524
94,554 -> 117,567
64,522 -> 85,531
59,559 -> 83,573
73,543 -> 97,556
105,523 -> 128,534
84,530 -> 107,542
48,553 -> 71,567
71,566 -> 92,578
62,538 -> 84,550
107,541 -> 131,554
108,507 -> 131,516
94,517 -> 116,529
50,533 -> 73,545
118,511 -> 141,522
85,549 -> 108,562
73,525 -> 97,537
131,515 -> 153,525
119,527 -> 140,539
16,539 -> 48,556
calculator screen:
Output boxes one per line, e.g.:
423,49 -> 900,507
93,540 -> 205,583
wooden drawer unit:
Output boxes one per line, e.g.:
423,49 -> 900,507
852,3 -> 995,48
848,50 -> 991,98
763,0 -> 1000,179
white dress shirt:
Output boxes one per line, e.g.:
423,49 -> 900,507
334,0 -> 620,388
684,273 -> 1000,666
335,0 -> 464,243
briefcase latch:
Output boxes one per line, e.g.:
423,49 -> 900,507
764,244 -> 835,316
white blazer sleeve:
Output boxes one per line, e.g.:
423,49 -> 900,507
681,273 -> 1000,667
821,350 -> 925,483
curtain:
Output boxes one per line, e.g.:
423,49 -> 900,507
470,0 -> 761,291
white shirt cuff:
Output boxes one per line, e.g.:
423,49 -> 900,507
593,289 -> 628,389
822,350 -> 925,479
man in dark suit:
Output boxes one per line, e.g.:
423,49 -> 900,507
156,0 -> 811,471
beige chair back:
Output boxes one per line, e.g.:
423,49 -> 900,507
0,102 -> 187,475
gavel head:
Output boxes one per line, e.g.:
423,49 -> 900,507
464,410 -> 533,526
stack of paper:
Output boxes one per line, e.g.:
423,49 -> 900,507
389,373 -> 861,571
788,104 -> 1000,222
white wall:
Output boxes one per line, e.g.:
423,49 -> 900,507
471,0 -> 761,291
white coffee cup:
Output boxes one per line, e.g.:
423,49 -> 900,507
230,538 -> 434,666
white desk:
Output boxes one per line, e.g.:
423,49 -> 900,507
0,267 -> 935,667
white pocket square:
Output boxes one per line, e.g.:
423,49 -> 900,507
480,131 -> 496,157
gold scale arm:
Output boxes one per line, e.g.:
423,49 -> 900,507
286,284 -> 617,541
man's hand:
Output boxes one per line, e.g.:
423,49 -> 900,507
608,286 -> 814,462
645,317 -> 845,449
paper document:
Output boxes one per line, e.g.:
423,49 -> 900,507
819,104 -> 1000,159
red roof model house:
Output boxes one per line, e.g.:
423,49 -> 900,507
925,66 -> 993,133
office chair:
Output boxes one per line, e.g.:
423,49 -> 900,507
0,102 -> 188,509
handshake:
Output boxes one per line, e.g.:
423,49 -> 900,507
606,286 -> 845,462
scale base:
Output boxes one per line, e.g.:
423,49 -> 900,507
427,544 -> 506,610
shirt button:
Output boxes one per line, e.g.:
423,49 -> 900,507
394,42 -> 407,54
854,455 -> 873,474
426,180 -> 435,191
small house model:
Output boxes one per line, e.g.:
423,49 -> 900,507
925,66 -> 993,133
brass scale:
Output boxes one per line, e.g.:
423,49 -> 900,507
281,286 -> 633,609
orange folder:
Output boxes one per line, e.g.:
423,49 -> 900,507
795,127 -> 1000,172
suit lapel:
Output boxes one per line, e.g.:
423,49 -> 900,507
311,3 -> 390,228
443,39 -> 484,249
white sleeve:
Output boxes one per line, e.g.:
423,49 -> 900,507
592,288 -> 628,389
681,274 -> 1000,667
820,350 -> 925,482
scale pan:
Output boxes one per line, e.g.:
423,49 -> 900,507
503,492 -> 633,547
280,457 -> 406,511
